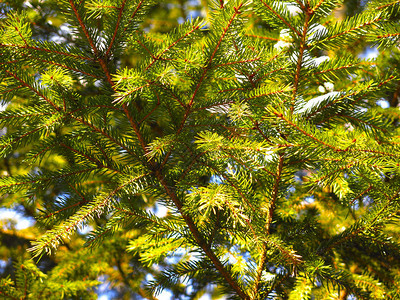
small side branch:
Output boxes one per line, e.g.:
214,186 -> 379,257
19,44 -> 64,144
291,10 -> 310,112
251,153 -> 284,299
154,171 -> 250,300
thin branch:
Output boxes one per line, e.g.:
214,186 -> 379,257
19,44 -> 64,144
105,0 -> 127,57
0,43 -> 94,61
154,170 -> 250,299
291,10 -> 310,112
0,168 -> 97,189
122,0 -> 144,35
258,0 -> 301,36
273,111 -> 342,151
69,0 -> 99,56
145,24 -> 201,71
251,153 -> 284,299
2,68 -> 61,111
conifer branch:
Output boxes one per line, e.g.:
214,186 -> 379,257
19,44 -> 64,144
258,0 -> 301,36
159,3 -> 245,167
273,111 -> 342,151
139,92 -> 161,124
325,16 -> 382,42
312,162 -> 356,186
59,142 -> 122,172
245,34 -> 280,41
1,127 -> 42,152
375,0 -> 400,10
0,43 -> 94,61
113,208 -> 175,230
42,198 -> 88,220
246,88 -> 290,101
291,11 -> 310,112
69,0 -> 99,56
366,188 -> 400,229
32,57 -> 100,78
144,25 -> 202,71
319,186 -> 400,254
251,153 -> 284,299
215,58 -> 261,68
177,151 -> 207,183
310,0 -> 326,14
195,157 -> 257,215
1,69 -> 61,111
1,85 -> 24,94
154,171 -> 250,299
81,4 -> 250,293
322,113 -> 387,132
2,1 -> 400,298
349,185 -> 372,206
307,91 -> 359,120
105,0 -> 128,57
158,85 -> 186,108
70,116 -> 135,156
88,28 -> 150,159
30,173 -> 149,256
311,76 -> 395,123
313,63 -> 361,76
0,168 -> 96,189
183,1 -> 244,116
122,0 -> 144,35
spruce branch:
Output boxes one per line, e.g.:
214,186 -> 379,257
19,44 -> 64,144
29,172 -> 150,256
0,43 -> 94,61
154,171 -> 250,299
251,153 -> 284,299
291,10 -> 310,112
105,0 -> 128,57
68,0 -> 99,57
1,68 -> 61,111
257,0 -> 302,36
81,2 -> 250,295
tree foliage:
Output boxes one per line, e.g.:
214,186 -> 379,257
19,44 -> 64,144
1,0 -> 400,299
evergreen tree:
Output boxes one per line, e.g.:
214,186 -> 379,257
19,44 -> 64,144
1,0 -> 400,299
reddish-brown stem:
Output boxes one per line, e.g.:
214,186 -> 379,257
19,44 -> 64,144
69,0 -> 99,56
139,92 -> 161,124
324,17 -> 382,42
60,142 -> 102,165
70,0 -> 148,159
310,0 -> 324,13
249,117 -> 271,143
31,57 -> 99,78
106,0 -> 127,57
43,198 -> 89,219
214,58 -> 261,68
349,185 -> 372,206
245,34 -> 279,41
36,174 -> 147,254
122,0 -> 144,34
71,115 -> 135,156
